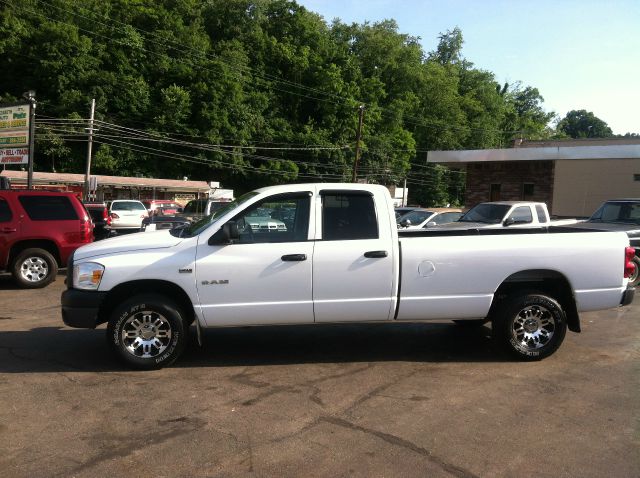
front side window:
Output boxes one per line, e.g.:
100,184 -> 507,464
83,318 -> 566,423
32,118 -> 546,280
18,195 -> 78,221
509,206 -> 533,223
322,192 -> 378,241
232,193 -> 311,244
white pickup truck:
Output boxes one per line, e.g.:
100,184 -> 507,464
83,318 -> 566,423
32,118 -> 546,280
434,201 -> 578,230
61,183 -> 636,369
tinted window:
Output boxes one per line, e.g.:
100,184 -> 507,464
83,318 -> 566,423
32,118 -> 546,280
183,199 -> 207,213
322,193 -> 378,240
430,212 -> 463,225
233,193 -> 310,243
398,210 -> 434,225
535,205 -> 548,223
18,195 -> 78,220
111,201 -> 146,211
0,198 -> 12,222
460,204 -> 510,224
509,206 -> 533,223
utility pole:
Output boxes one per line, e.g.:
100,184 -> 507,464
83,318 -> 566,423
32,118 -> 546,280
402,177 -> 407,207
23,90 -> 36,190
351,105 -> 365,183
84,98 -> 96,201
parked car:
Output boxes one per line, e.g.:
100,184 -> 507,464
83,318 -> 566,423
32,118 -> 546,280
62,183 -> 634,369
397,208 -> 463,229
1,190 -> 93,288
141,200 -> 182,216
433,201 -> 557,230
181,198 -> 231,221
83,202 -> 112,240
569,199 -> 640,286
394,206 -> 420,220
107,200 -> 148,232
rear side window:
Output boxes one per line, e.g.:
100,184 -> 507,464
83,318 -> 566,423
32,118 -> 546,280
18,195 -> 78,221
535,205 -> 548,223
322,192 -> 378,240
112,201 -> 146,211
0,198 -> 12,222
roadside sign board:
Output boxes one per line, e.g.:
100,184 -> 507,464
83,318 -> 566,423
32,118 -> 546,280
0,103 -> 30,165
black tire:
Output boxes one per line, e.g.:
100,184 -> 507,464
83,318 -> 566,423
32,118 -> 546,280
12,248 -> 58,289
453,319 -> 489,327
107,294 -> 188,370
629,255 -> 640,288
492,291 -> 567,361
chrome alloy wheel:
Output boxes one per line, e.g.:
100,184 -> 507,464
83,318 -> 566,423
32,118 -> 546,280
19,256 -> 49,283
121,311 -> 173,358
511,305 -> 556,351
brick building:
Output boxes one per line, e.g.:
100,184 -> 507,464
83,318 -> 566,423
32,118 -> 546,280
428,138 -> 640,217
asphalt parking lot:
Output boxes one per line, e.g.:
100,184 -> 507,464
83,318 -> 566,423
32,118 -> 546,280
1,274 -> 638,478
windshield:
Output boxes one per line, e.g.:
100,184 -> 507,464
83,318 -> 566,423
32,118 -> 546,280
460,203 -> 511,224
398,210 -> 434,225
589,202 -> 640,224
183,199 -> 207,214
174,191 -> 259,237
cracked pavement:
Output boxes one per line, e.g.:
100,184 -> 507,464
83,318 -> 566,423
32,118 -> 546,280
0,273 -> 639,477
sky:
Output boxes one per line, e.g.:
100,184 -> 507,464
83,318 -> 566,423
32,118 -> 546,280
297,0 -> 640,135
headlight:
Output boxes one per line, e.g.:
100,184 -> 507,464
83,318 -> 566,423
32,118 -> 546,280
73,262 -> 105,290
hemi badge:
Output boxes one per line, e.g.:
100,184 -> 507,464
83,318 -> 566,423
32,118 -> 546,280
179,268 -> 193,274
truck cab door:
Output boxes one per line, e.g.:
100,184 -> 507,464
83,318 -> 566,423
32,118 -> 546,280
312,190 -> 396,322
195,192 -> 314,327
0,195 -> 20,268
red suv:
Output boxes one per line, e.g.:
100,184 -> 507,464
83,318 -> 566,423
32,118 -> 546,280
0,190 -> 93,288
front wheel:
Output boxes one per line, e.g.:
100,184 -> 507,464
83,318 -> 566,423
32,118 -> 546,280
107,294 -> 188,370
492,292 -> 567,361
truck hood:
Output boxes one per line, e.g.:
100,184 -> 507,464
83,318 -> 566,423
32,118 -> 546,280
74,230 -> 183,261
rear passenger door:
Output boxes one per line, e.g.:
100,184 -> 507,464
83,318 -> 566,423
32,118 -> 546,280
0,194 -> 20,267
312,190 -> 395,322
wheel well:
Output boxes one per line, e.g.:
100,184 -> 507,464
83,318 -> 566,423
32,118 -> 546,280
10,240 -> 61,267
97,280 -> 195,327
490,269 -> 580,333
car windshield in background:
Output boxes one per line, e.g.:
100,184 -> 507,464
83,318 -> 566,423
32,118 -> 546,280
176,192 -> 259,237
460,204 -> 511,224
589,202 -> 640,224
183,199 -> 207,214
398,210 -> 434,224
112,201 -> 146,211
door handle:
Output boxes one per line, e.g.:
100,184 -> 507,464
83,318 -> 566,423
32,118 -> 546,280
364,250 -> 388,258
281,254 -> 307,261
0,227 -> 17,233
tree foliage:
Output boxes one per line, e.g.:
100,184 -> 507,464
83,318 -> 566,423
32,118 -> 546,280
556,109 -> 613,138
0,0 -> 559,205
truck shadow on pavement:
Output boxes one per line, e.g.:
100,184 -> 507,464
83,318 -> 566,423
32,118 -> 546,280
0,322 -> 509,373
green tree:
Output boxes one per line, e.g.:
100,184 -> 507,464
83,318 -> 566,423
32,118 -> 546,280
557,109 -> 613,138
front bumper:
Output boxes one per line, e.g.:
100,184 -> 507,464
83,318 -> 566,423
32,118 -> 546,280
61,289 -> 107,328
621,285 -> 635,307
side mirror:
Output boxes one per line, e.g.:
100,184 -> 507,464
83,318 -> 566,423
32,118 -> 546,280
400,219 -> 412,227
503,217 -> 515,226
208,221 -> 239,245
425,221 -> 437,228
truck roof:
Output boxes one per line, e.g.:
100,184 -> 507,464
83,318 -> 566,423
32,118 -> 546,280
253,183 -> 390,195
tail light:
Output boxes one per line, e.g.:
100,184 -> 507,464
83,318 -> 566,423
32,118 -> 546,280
79,214 -> 92,242
624,247 -> 636,278
111,212 -> 120,219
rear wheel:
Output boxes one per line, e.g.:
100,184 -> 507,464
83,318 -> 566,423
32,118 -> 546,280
492,291 -> 567,361
107,294 -> 188,370
12,248 -> 58,289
